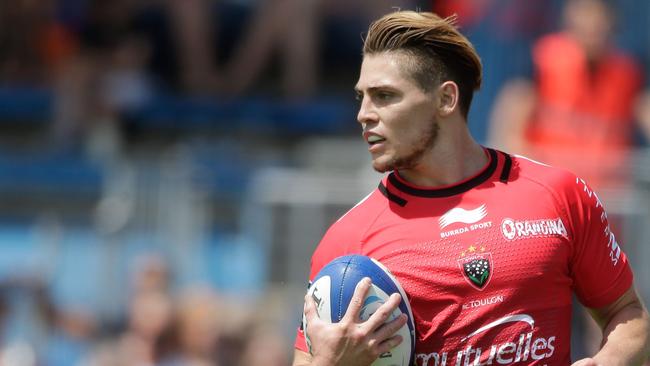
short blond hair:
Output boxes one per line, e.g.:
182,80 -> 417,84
363,11 -> 482,117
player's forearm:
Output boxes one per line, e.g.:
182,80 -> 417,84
593,301 -> 650,365
293,349 -> 311,366
293,349 -> 333,366
292,352 -> 340,366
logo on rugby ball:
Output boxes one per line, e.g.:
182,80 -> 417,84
302,255 -> 415,366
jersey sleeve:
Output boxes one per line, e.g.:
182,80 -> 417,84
293,217 -> 364,352
561,176 -> 633,308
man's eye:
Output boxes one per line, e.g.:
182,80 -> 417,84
355,93 -> 363,102
377,92 -> 392,100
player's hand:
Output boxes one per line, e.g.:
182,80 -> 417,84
303,277 -> 407,366
571,358 -> 602,366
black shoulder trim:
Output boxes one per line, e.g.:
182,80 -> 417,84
378,182 -> 407,207
387,148 -> 499,198
499,151 -> 512,183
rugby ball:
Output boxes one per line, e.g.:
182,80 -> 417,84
302,254 -> 415,366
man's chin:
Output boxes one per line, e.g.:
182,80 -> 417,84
371,159 -> 395,173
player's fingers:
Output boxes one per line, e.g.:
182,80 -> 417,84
373,313 -> 407,340
342,277 -> 372,323
364,292 -> 402,331
571,359 -> 600,366
304,293 -> 320,324
375,334 -> 403,356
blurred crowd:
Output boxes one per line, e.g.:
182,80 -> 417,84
0,252 -> 289,366
488,0 -> 650,190
0,0 -> 423,155
3,0 -> 648,164
2,1 -> 437,364
1,0 -> 650,365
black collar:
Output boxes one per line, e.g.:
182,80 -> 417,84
385,148 -> 500,199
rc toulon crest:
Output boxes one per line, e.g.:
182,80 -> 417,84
458,245 -> 492,290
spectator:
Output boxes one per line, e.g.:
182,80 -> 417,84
158,287 -> 223,366
81,253 -> 174,366
489,0 -> 650,191
175,0 -> 420,98
219,0 -> 319,98
52,0 -> 155,159
239,324 -> 289,366
0,0 -> 77,85
433,0 -> 558,143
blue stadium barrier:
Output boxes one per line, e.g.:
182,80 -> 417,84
0,151 -> 103,195
0,87 -> 52,122
0,87 -> 355,135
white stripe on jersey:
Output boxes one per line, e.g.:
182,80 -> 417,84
336,190 -> 374,223
514,154 -> 552,167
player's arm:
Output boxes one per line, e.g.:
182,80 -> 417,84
634,89 -> 650,143
572,286 -> 650,366
487,78 -> 536,153
292,349 -> 311,366
292,278 -> 407,366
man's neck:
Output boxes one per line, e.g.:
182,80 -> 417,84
396,132 -> 488,188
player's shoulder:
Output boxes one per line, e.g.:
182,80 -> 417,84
511,154 -> 582,194
328,186 -> 387,232
311,186 -> 388,268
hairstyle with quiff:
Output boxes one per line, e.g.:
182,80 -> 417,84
363,11 -> 482,118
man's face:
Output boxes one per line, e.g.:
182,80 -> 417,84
355,52 -> 439,173
565,0 -> 612,59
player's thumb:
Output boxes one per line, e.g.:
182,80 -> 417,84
571,358 -> 600,366
304,293 -> 318,322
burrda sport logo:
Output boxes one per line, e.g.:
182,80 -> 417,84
439,205 -> 492,238
415,314 -> 557,366
439,205 -> 488,229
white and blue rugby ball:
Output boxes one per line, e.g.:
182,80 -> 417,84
302,254 -> 415,366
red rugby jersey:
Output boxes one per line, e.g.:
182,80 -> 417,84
295,148 -> 633,365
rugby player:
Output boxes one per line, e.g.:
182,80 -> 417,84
293,10 -> 650,366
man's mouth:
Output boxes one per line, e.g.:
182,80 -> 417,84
367,135 -> 386,145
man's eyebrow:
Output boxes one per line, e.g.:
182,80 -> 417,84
354,85 -> 392,93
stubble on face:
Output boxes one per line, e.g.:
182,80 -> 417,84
372,118 -> 440,173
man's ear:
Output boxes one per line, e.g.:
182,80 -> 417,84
437,81 -> 459,117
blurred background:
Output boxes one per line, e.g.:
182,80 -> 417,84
0,0 -> 649,365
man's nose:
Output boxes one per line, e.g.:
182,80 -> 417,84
357,97 -> 378,125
